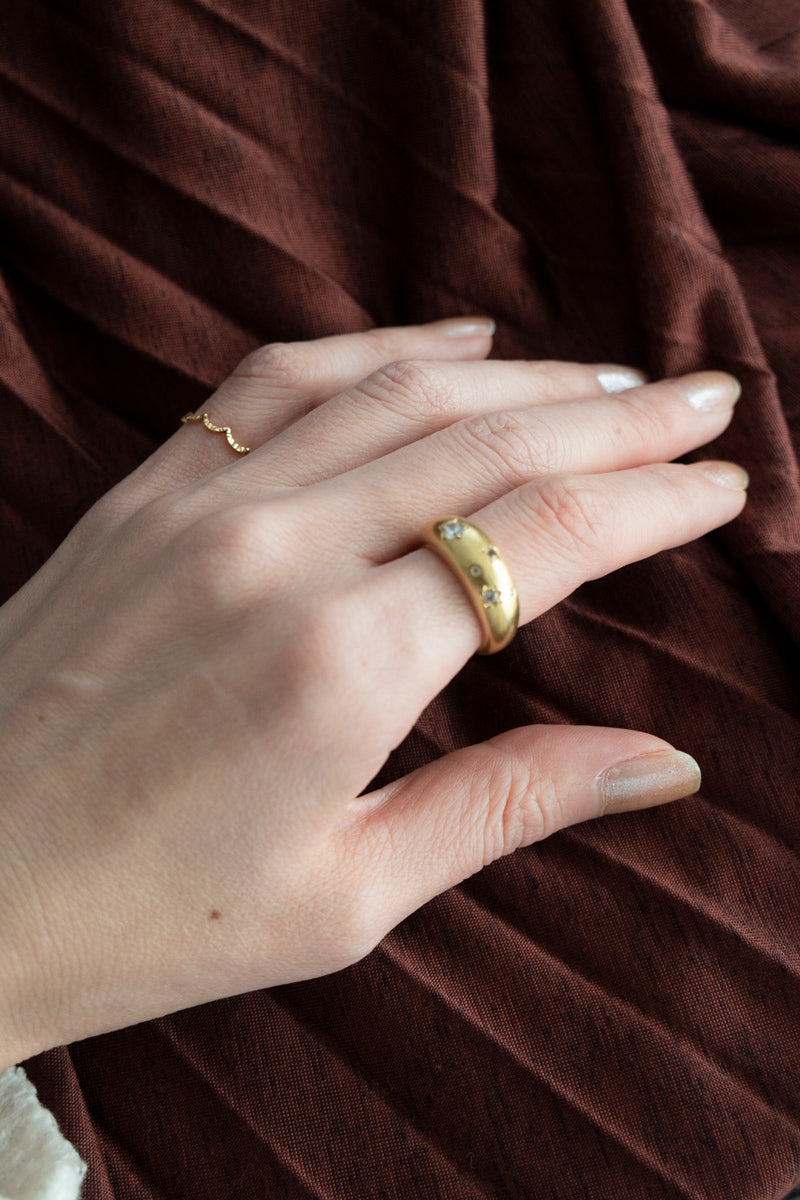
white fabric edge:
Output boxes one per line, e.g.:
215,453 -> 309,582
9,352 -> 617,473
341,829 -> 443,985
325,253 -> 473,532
0,1067 -> 86,1200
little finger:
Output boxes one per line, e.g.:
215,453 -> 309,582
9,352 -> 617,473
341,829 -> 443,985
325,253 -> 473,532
117,317 -> 497,502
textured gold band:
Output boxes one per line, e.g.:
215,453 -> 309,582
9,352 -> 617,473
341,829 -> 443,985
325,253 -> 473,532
420,517 -> 519,654
180,412 -> 251,455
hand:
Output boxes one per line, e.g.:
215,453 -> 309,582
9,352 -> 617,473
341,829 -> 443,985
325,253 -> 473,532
0,318 -> 745,1066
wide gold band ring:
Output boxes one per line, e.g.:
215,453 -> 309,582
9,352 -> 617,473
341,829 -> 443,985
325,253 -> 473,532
420,517 -> 519,654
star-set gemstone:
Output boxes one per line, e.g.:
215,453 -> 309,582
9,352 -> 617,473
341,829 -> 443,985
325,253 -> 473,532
421,517 -> 518,653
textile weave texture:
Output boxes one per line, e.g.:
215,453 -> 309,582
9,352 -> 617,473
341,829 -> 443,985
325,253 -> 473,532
2,1 -> 800,1197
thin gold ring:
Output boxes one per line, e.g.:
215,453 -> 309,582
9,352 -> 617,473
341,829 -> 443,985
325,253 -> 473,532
180,412 -> 251,455
420,517 -> 519,654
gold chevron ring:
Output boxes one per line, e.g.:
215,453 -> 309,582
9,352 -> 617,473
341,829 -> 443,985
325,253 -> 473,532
180,412 -> 251,455
420,517 -> 519,654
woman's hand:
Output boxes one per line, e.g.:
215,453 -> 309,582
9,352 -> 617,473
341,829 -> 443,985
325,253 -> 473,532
0,318 -> 745,1066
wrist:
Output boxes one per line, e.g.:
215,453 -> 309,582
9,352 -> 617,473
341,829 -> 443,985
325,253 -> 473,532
0,719 -> 74,1068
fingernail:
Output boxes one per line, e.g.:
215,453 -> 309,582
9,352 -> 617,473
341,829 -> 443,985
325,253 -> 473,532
429,316 -> 496,338
595,365 -> 649,393
599,750 -> 701,815
664,371 -> 742,412
693,460 -> 749,490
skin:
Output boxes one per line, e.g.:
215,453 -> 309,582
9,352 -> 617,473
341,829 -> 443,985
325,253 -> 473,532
0,318 -> 746,1068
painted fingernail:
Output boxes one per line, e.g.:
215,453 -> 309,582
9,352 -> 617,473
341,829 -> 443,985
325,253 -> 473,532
693,460 -> 749,490
595,365 -> 649,393
599,749 -> 701,815
664,371 -> 742,411
429,316 -> 496,338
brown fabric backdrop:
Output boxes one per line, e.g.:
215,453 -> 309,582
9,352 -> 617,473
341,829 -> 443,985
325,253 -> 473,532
2,1 -> 800,1196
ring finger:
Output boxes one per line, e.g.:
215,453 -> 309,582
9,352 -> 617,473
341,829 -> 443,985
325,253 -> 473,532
307,371 -> 741,562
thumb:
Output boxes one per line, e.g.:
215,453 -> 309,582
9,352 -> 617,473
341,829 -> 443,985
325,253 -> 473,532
352,725 -> 700,930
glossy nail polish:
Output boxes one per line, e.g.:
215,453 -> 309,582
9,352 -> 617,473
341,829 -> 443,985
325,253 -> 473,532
595,365 -> 649,393
665,372 -> 742,411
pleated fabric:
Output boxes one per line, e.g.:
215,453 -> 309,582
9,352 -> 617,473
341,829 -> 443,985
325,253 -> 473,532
2,1 -> 800,1196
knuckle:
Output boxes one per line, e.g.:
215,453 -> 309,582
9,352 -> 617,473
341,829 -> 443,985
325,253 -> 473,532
176,504 -> 271,611
286,592 -> 351,680
640,461 -> 704,509
528,360 -> 582,401
456,409 -> 561,480
362,358 -> 459,420
233,341 -> 307,389
533,475 -> 610,557
479,750 -> 561,864
643,460 -> 690,490
278,582 -> 403,766
616,387 -> 674,446
76,488 -> 131,540
279,587 -> 370,717
105,490 -> 189,561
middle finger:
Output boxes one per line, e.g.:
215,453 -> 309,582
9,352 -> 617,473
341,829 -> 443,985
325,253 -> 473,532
236,357 -> 648,488
327,371 -> 741,558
